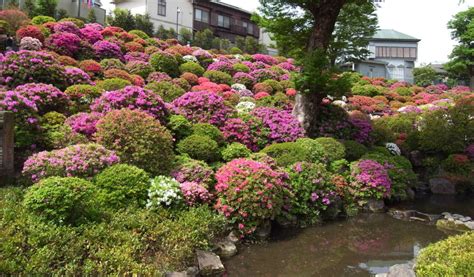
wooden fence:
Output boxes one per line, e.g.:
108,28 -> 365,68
0,112 -> 14,183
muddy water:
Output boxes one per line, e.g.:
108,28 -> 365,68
225,196 -> 473,277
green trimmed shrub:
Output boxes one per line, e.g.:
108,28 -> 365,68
23,177 -> 96,225
125,61 -> 154,79
144,81 -> 185,102
95,109 -> 175,175
232,63 -> 250,73
295,138 -> 325,163
229,47 -> 243,54
96,78 -> 132,91
221,142 -> 251,162
149,52 -> 180,77
129,30 -> 150,39
179,61 -> 205,76
100,58 -> 125,71
65,84 -> 103,112
415,232 -> 474,277
177,135 -> 220,162
262,79 -> 284,93
203,70 -> 233,85
261,142 -> 307,167
31,15 -> 55,25
95,164 -> 150,209
314,137 -> 346,163
59,17 -> 85,28
167,114 -> 193,141
191,123 -> 225,146
351,84 -> 387,97
343,140 -> 368,161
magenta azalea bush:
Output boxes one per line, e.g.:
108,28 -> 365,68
64,67 -> 93,86
91,85 -> 168,122
93,40 -> 123,60
180,182 -> 212,206
171,159 -> 214,187
215,158 -> 289,235
45,33 -> 82,57
14,83 -> 69,114
22,143 -> 120,183
80,26 -> 103,44
251,107 -> 305,144
221,115 -> 270,151
66,112 -> 102,138
350,159 -> 391,201
173,91 -> 233,126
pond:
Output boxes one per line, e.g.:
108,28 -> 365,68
224,196 -> 474,277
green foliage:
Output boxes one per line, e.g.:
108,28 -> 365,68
108,8 -> 135,31
262,79 -> 284,93
342,140 -> 368,161
155,25 -> 176,40
352,83 -> 387,97
96,78 -> 132,91
371,119 -> 397,145
413,66 -> 438,87
95,164 -> 150,209
203,70 -> 233,85
134,14 -> 154,37
31,15 -> 55,25
65,84 -> 103,112
221,142 -> 252,162
191,123 -> 225,146
193,29 -> 214,49
36,0 -> 58,18
23,177 -> 97,225
416,232 -> 474,277
144,81 -> 185,102
314,137 -> 346,163
261,142 -> 308,167
179,61 -> 205,76
230,47 -> 243,55
87,9 -> 97,23
442,154 -> 473,176
129,29 -> 150,40
149,52 -> 180,77
179,28 -> 193,45
177,135 -> 220,163
167,114 -> 193,141
295,138 -> 326,163
232,63 -> 250,73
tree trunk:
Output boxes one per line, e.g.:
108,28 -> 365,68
293,0 -> 347,137
470,75 -> 474,91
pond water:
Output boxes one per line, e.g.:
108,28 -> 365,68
224,196 -> 474,277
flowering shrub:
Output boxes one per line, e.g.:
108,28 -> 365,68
349,117 -> 373,144
146,176 -> 183,209
203,70 -> 233,85
285,162 -> 336,225
214,158 -> 289,235
173,91 -> 233,126
221,115 -> 269,151
45,32 -> 83,57
252,54 -> 278,65
66,112 -> 101,138
22,143 -> 120,183
125,60 -> 154,79
442,154 -> 472,176
53,21 -> 81,35
96,78 -> 131,91
350,159 -> 391,201
180,61 -> 205,76
250,69 -> 279,83
91,86 -> 168,123
95,109 -> 174,175
80,26 -> 103,44
180,182 -> 212,206
207,60 -> 234,74
93,40 -> 123,60
19,37 -> 43,50
79,59 -> 103,77
171,158 -> 214,187
144,81 -> 185,102
124,51 -> 149,62
251,107 -> 305,144
466,144 -> 474,160
16,25 -> 45,42
14,83 -> 69,115
64,67 -> 93,86
0,50 -> 65,88
221,142 -> 252,162
233,72 -> 256,88
149,52 -> 180,77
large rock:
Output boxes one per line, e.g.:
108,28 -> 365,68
365,199 -> 385,213
429,178 -> 456,195
255,220 -> 272,240
215,240 -> 237,258
196,250 -> 225,276
386,263 -> 415,277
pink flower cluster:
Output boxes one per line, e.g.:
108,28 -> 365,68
14,83 -> 69,114
45,32 -> 82,57
180,182 -> 213,206
221,116 -> 269,151
93,40 -> 123,60
22,143 -> 120,183
80,26 -> 104,44
251,107 -> 305,144
66,112 -> 102,138
64,67 -> 93,86
171,160 -> 214,187
172,91 -> 234,126
252,54 -> 278,65
351,159 -> 391,199
91,85 -> 168,122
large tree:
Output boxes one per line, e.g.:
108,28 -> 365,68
257,0 -> 373,136
444,6 -> 474,89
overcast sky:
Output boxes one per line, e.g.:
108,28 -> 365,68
106,0 -> 474,64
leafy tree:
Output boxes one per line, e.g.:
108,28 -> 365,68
56,8 -> 68,20
36,0 -> 58,18
135,14 -> 154,36
235,36 -> 246,51
413,66 -> 438,87
244,36 -> 262,54
23,0 -> 37,17
445,7 -> 474,89
257,0 -> 367,136
328,1 -> 378,65
193,28 -> 214,49
179,27 -> 193,44
108,8 -> 136,31
87,9 -> 97,23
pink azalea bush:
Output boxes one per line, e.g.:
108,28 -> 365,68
221,115 -> 270,151
180,182 -> 213,206
172,91 -> 234,126
350,159 -> 392,200
171,159 -> 214,187
14,83 -> 70,114
22,143 -> 120,183
93,40 -> 123,60
214,158 -> 289,235
45,32 -> 83,57
64,67 -> 93,86
251,107 -> 305,144
66,112 -> 102,138
80,26 -> 103,44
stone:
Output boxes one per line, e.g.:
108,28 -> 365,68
196,250 -> 225,276
386,263 -> 415,277
165,267 -> 199,277
416,212 -> 441,222
366,199 -> 385,213
409,150 -> 423,167
436,219 -> 470,232
215,240 -> 237,258
454,220 -> 465,226
388,209 -> 416,220
255,220 -> 272,240
165,272 -> 187,277
441,212 -> 451,216
375,274 -> 388,277
429,178 -> 456,195
186,266 -> 200,277
227,231 -> 240,244
406,188 -> 416,201
465,222 -> 474,230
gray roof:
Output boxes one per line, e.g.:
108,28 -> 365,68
372,29 -> 420,42
210,0 -> 253,15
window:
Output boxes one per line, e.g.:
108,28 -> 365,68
158,0 -> 166,16
243,21 -> 254,35
195,8 -> 209,23
375,47 -> 417,59
218,15 -> 230,28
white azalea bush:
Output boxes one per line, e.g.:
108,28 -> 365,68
183,55 -> 198,63
236,101 -> 256,114
146,176 -> 183,209
231,83 -> 247,92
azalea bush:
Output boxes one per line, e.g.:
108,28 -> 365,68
171,158 -> 214,187
180,182 -> 213,207
349,159 -> 391,202
146,176 -> 183,209
214,158 -> 289,235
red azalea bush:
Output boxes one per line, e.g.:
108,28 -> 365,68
214,158 -> 289,235
79,59 -> 103,77
16,25 -> 45,42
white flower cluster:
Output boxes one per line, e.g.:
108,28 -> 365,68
236,101 -> 256,114
183,55 -> 198,63
386,143 -> 401,156
20,37 -> 42,51
231,83 -> 247,91
233,54 -> 244,60
146,176 -> 182,209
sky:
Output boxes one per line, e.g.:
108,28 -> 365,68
105,0 -> 474,64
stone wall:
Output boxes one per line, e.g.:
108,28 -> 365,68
0,112 -> 14,183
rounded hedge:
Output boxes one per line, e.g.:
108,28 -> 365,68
95,109 -> 175,175
191,123 -> 225,146
203,70 -> 233,85
96,78 -> 132,91
342,140 -> 368,161
177,135 -> 220,162
144,81 -> 185,102
221,142 -> 251,162
261,142 -> 308,167
95,164 -> 150,209
149,52 -> 180,77
23,177 -> 96,225
314,137 -> 346,163
167,114 -> 193,141
179,61 -> 205,76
